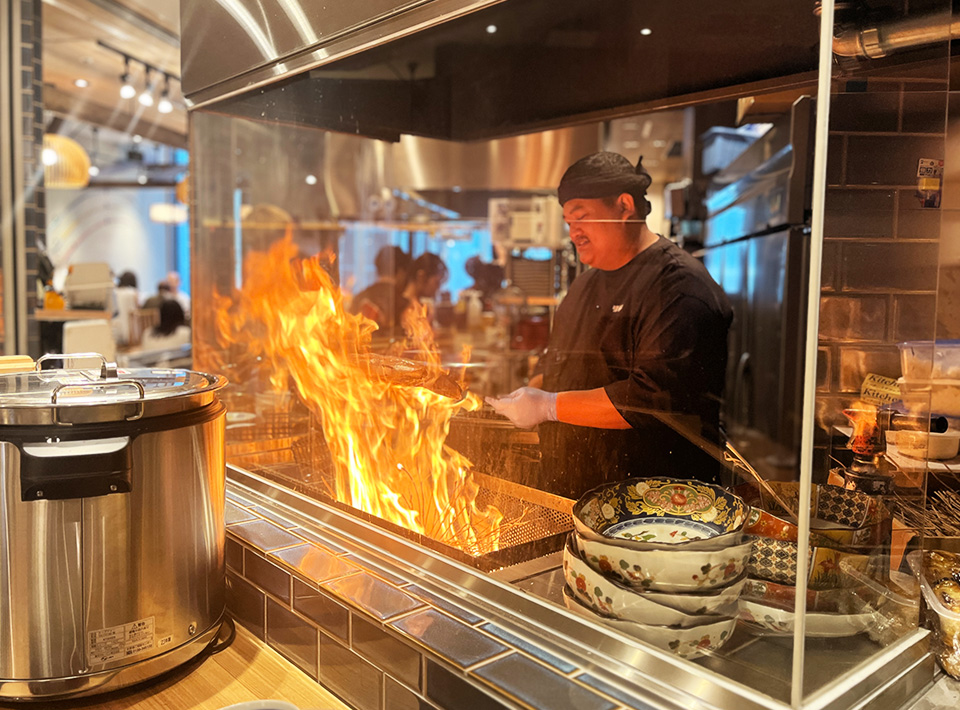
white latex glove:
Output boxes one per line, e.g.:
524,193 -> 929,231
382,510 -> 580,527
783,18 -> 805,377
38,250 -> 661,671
485,387 -> 558,428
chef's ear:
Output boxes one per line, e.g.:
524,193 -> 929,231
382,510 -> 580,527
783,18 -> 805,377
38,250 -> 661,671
616,193 -> 636,220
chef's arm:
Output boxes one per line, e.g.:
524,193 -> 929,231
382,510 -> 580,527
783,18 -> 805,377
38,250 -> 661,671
556,388 -> 631,429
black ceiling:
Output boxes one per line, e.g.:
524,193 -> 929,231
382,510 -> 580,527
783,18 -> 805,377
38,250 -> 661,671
217,0 -> 823,141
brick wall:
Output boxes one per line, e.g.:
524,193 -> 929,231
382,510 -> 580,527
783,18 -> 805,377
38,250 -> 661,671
0,0 -> 43,355
816,58 -> 953,473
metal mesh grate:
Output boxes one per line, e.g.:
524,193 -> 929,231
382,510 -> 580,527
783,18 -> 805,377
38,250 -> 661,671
232,443 -> 573,571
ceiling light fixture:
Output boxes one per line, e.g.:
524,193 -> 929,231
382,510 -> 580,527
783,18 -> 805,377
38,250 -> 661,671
138,68 -> 155,107
486,24 -> 497,34
640,28 -> 652,36
74,78 -> 89,88
119,56 -> 136,99
157,74 -> 173,114
305,174 -> 318,185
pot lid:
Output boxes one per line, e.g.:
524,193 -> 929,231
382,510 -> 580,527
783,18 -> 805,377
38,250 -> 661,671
0,354 -> 226,425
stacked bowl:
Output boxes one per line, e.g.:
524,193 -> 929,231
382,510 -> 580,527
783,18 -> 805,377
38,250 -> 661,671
563,478 -> 750,658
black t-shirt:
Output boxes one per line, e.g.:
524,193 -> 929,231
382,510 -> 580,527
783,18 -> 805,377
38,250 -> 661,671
538,236 -> 733,498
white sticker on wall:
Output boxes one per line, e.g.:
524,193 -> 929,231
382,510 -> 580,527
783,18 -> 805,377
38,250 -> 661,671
87,617 -> 156,665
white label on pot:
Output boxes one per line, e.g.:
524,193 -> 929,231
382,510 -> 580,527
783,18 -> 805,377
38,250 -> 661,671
87,616 -> 155,665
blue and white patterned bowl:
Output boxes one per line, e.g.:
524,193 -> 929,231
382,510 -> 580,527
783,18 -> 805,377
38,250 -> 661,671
573,478 -> 749,551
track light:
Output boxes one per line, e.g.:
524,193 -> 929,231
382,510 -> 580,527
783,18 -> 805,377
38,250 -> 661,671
157,74 -> 173,114
138,69 -> 155,107
119,56 -> 136,99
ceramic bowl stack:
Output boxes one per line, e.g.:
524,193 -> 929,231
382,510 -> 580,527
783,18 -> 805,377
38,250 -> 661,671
563,478 -> 751,658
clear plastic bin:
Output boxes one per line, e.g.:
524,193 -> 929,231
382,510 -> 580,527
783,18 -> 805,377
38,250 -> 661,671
840,558 -> 918,646
898,340 -> 960,381
906,550 -> 960,679
898,378 -> 960,417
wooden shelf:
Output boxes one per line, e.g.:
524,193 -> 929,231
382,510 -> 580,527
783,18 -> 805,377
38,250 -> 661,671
35,309 -> 112,322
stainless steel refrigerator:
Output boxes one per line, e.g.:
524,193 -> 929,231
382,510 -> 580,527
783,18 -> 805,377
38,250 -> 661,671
702,97 -> 813,476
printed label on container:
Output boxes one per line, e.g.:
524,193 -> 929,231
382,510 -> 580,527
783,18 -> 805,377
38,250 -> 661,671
87,617 -> 155,665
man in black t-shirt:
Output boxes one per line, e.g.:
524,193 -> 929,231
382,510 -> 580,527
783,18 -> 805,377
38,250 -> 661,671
486,152 -> 733,498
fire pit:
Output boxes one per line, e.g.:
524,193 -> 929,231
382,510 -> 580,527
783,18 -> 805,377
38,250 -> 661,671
233,444 -> 572,572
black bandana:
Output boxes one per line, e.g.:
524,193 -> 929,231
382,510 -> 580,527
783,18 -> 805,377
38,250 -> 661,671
557,152 -> 652,217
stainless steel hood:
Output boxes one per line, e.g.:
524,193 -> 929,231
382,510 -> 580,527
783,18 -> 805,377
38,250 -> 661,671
182,0 -> 823,140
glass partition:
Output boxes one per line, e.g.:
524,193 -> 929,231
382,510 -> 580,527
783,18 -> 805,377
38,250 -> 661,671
187,0 -> 958,705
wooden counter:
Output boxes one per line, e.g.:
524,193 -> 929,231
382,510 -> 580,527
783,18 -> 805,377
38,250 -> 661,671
35,309 -> 112,321
0,625 -> 348,710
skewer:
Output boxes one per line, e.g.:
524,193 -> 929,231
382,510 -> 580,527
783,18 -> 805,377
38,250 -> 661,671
724,441 -> 800,523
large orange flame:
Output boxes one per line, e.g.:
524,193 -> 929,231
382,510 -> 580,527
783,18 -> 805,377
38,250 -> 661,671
213,235 -> 503,555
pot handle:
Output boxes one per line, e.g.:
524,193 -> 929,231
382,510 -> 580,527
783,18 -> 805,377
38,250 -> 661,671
18,436 -> 132,501
36,352 -> 118,379
51,380 -> 146,422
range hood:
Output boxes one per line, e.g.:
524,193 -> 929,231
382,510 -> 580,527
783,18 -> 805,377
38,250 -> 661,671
182,0 -> 823,141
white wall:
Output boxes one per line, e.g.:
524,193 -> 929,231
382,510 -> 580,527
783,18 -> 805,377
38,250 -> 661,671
45,187 -> 177,295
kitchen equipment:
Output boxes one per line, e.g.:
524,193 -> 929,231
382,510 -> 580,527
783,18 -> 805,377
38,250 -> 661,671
0,353 -> 227,700
703,97 -> 814,473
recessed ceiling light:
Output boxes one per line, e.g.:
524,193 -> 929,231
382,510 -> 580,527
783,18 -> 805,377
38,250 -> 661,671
74,78 -> 89,88
137,174 -> 148,185
88,165 -> 100,177
486,24 -> 497,34
132,134 -> 142,143
640,28 -> 652,36
41,148 -> 57,166
305,174 -> 318,185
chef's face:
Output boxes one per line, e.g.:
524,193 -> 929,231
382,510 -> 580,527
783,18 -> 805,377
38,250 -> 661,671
562,195 -> 636,270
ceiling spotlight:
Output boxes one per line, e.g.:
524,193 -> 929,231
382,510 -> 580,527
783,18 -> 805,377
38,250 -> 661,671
88,165 -> 100,177
138,69 -> 155,107
74,78 -> 89,88
41,147 -> 58,167
132,134 -> 142,143
157,75 -> 173,114
486,24 -> 497,34
137,174 -> 148,185
305,174 -> 318,185
640,27 -> 652,36
119,56 -> 136,99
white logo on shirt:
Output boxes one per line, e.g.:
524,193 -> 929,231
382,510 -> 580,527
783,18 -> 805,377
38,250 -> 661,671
612,304 -> 624,313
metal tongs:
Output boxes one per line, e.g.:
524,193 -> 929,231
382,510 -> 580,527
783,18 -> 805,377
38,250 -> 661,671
724,441 -> 799,523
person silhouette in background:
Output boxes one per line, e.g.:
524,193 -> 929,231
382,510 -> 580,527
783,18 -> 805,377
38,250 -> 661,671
351,246 -> 412,336
114,271 -> 140,346
142,300 -> 191,351
166,271 -> 191,320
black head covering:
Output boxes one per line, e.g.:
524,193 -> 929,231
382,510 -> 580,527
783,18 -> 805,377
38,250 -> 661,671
557,152 -> 653,218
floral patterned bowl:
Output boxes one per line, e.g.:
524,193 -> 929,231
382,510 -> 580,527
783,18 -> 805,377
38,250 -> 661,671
573,478 -> 748,551
562,534 -> 738,626
562,586 -> 737,659
638,572 -> 748,616
575,531 -> 754,592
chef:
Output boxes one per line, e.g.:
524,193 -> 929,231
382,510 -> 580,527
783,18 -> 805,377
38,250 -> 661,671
486,152 -> 733,498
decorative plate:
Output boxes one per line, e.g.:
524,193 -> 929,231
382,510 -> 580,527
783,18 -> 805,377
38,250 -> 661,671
738,599 -> 873,638
573,478 -> 748,551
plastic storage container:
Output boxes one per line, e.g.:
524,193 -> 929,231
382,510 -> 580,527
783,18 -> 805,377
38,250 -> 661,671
840,558 -> 919,646
898,378 -> 960,417
906,550 -> 960,679
898,340 -> 960,380
886,429 -> 960,460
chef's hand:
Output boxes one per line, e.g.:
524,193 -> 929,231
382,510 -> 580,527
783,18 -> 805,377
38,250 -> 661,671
485,387 -> 558,428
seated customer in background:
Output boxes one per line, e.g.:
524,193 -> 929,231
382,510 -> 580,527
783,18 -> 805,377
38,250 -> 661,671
142,300 -> 191,350
143,282 -> 172,309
